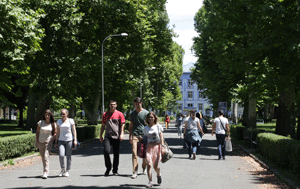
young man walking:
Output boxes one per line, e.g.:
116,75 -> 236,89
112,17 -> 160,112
129,97 -> 149,179
100,100 -> 125,176
211,110 -> 230,160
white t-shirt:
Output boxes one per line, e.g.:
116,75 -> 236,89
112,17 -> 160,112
57,118 -> 75,141
143,124 -> 163,143
38,120 -> 55,143
186,117 -> 200,130
214,116 -> 229,134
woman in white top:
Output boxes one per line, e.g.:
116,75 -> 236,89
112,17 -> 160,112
143,112 -> 165,188
35,109 -> 56,179
183,110 -> 204,160
55,108 -> 77,177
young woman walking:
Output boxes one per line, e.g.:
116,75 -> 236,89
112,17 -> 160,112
144,112 -> 165,188
36,109 -> 56,179
55,108 -> 77,177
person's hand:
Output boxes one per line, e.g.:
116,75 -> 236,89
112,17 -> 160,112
202,132 -> 205,136
73,140 -> 77,147
55,143 -> 58,149
119,134 -> 124,141
99,136 -> 103,143
211,132 -> 214,136
129,137 -> 133,144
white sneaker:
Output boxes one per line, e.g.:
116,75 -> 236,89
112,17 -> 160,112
131,173 -> 137,179
143,168 -> 147,175
58,169 -> 65,177
42,172 -> 47,179
146,181 -> 153,188
63,171 -> 69,177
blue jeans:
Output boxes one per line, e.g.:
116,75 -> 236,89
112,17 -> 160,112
58,140 -> 72,171
216,134 -> 226,158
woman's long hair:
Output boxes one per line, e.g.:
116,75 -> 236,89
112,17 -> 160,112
42,109 -> 55,123
146,112 -> 158,125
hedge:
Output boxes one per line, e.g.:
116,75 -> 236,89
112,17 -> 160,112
0,133 -> 36,161
257,133 -> 300,173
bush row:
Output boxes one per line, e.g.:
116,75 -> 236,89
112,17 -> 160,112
257,133 -> 300,173
0,133 -> 36,161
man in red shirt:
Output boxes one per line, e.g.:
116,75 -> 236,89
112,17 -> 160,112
100,100 -> 125,176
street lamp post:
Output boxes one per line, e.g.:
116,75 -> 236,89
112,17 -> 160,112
102,33 -> 128,114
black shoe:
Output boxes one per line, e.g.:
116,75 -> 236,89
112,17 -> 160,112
218,156 -> 221,160
113,172 -> 119,176
222,157 -> 225,160
104,170 -> 110,176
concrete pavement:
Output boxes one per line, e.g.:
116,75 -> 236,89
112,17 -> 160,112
0,122 -> 265,189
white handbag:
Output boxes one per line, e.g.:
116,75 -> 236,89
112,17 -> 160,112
225,138 -> 232,152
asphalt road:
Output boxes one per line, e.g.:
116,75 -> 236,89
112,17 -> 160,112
0,123 -> 263,189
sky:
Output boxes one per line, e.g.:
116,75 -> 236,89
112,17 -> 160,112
165,0 -> 204,65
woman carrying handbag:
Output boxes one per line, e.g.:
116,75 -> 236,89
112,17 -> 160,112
143,112 -> 164,188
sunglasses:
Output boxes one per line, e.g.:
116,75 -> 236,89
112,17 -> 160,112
61,113 -> 66,116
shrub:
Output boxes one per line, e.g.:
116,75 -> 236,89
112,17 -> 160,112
0,134 -> 36,161
257,133 -> 300,173
230,125 -> 246,140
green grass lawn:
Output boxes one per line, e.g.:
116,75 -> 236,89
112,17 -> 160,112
0,123 -> 31,138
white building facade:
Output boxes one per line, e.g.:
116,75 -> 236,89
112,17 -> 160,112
176,63 -> 212,116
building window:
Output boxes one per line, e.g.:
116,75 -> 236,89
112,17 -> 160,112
188,91 -> 193,98
188,79 -> 193,88
188,103 -> 193,108
199,91 -> 202,99
199,103 -> 203,111
178,103 -> 182,110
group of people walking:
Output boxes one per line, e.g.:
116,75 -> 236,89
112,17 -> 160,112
35,97 -> 230,188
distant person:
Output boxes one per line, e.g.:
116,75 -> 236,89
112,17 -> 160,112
100,100 -> 125,176
55,108 -> 77,177
176,113 -> 183,138
229,118 -> 233,124
164,114 -> 170,129
211,110 -> 230,160
129,97 -> 149,179
35,109 -> 56,179
183,110 -> 204,160
144,112 -> 164,188
196,112 -> 206,137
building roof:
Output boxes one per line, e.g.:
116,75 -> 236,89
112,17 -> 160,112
183,62 -> 195,73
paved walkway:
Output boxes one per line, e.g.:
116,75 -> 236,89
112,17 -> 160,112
1,122 -> 265,189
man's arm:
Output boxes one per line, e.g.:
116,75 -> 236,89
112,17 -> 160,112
183,121 -> 188,136
226,123 -> 230,138
120,122 -> 125,141
129,121 -> 133,144
99,123 -> 105,143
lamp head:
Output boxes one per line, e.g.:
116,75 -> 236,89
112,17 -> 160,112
121,33 -> 128,36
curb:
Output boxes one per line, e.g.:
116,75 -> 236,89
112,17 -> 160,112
232,140 -> 299,189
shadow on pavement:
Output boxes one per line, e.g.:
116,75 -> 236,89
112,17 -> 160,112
7,186 -> 147,189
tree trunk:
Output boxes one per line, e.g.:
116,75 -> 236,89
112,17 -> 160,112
297,99 -> 300,140
275,86 -> 295,137
82,92 -> 101,125
18,107 -> 24,127
26,91 -> 37,130
35,94 -> 51,131
9,106 -> 12,121
270,104 -> 275,119
242,100 -> 249,127
3,107 -> 6,120
233,102 -> 238,124
69,102 -> 76,118
248,94 -> 257,129
264,105 -> 269,120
